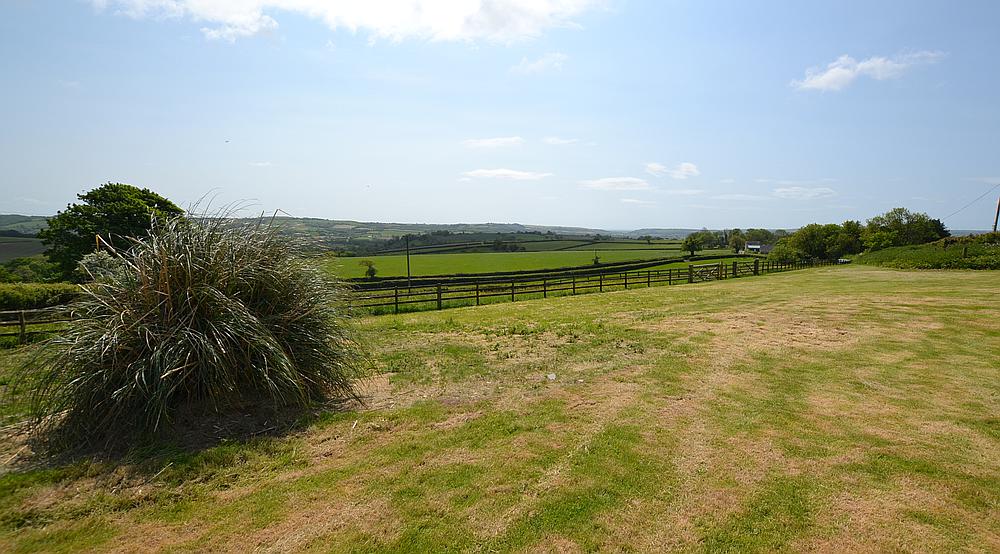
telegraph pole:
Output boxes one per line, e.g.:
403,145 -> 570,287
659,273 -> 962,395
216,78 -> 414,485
993,195 -> 999,233
405,234 -> 412,289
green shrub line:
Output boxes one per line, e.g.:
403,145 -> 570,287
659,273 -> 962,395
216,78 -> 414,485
853,232 -> 1000,270
0,283 -> 79,311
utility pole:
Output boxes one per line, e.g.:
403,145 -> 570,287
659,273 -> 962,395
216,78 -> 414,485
993,195 -> 999,233
405,234 -> 412,289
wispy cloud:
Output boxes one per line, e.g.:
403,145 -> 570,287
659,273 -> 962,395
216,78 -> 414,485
248,161 -> 273,167
712,193 -> 765,201
462,136 -> 524,149
512,52 -> 568,74
620,198 -> 656,206
464,168 -> 552,180
543,136 -> 580,145
92,1 -> 601,43
661,188 -> 704,196
580,177 -> 650,191
772,187 -> 837,200
792,50 -> 945,92
645,162 -> 701,180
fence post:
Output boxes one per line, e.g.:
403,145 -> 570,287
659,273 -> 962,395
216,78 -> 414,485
647,270 -> 651,287
733,261 -> 738,278
624,272 -> 628,289
394,287 -> 399,314
717,263 -> 722,280
543,279 -> 547,298
688,265 -> 694,284
754,258 -> 760,276
668,269 -> 673,285
436,284 -> 442,310
572,276 -> 576,295
475,282 -> 480,306
599,274 -> 603,292
511,281 -> 516,302
18,311 -> 27,345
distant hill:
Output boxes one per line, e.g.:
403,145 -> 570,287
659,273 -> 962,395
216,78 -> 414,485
0,214 -> 48,235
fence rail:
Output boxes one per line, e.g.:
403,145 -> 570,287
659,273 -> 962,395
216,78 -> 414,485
1,260 -> 838,342
349,259 -> 836,314
0,308 -> 70,345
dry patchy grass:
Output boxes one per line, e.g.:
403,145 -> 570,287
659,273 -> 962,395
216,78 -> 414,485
0,265 -> 998,552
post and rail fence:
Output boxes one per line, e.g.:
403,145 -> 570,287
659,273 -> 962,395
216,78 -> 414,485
1,260 -> 838,342
0,307 -> 71,346
349,259 -> 838,315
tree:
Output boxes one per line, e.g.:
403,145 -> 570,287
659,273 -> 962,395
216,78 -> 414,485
862,207 -> 947,250
728,229 -> 746,253
39,183 -> 183,279
359,260 -> 378,279
681,233 -> 704,257
788,223 -> 841,260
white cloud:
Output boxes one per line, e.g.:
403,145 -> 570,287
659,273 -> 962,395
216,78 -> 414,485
91,1 -> 602,43
464,168 -> 552,180
580,177 -> 650,191
712,193 -> 765,201
772,187 -> 837,200
620,198 -> 656,206
661,188 -> 703,196
792,50 -> 944,92
512,52 -> 568,74
248,161 -> 273,167
543,136 -> 580,145
462,136 -> 524,148
645,162 -> 700,179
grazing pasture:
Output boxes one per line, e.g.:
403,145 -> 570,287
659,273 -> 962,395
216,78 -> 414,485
1,265 -> 997,552
0,237 -> 45,262
325,247 -> 731,279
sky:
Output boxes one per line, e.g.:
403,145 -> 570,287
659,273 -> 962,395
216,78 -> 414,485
2,1 -> 999,231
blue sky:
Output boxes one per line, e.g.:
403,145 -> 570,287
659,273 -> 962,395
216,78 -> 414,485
2,1 -> 998,230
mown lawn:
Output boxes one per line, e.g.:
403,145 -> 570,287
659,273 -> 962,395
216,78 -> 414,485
324,248 -> 732,278
1,266 -> 998,552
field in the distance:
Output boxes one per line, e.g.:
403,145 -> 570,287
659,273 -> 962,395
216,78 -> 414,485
0,237 -> 44,262
325,247 -> 731,278
1,265 -> 997,552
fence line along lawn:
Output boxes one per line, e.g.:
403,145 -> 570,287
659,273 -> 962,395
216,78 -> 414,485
1,265 -> 998,552
324,248 -> 731,278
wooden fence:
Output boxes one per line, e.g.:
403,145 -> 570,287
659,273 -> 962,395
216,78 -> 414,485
349,259 -> 836,314
0,260 -> 837,342
0,308 -> 70,345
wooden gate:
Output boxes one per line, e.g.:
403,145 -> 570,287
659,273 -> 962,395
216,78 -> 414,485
689,263 -> 722,283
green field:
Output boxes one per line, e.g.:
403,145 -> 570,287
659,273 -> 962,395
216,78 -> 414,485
325,248 -> 730,278
2,266 -> 998,551
0,237 -> 44,262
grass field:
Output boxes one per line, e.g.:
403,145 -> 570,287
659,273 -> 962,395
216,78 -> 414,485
325,248 -> 731,278
0,237 -> 44,263
1,266 -> 998,551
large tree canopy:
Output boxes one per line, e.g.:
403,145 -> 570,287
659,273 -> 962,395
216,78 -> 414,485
39,183 -> 184,279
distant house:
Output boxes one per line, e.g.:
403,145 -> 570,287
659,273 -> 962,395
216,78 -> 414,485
744,241 -> 773,255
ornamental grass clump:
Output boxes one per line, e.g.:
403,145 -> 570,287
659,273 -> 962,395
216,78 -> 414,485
24,215 -> 361,450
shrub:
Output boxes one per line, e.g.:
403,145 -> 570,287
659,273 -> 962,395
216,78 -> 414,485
853,232 -> 1000,269
20,215 -> 362,450
0,283 -> 79,310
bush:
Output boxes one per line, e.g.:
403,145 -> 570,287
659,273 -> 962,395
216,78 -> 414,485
19,215 -> 362,450
0,283 -> 79,310
853,232 -> 1000,269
